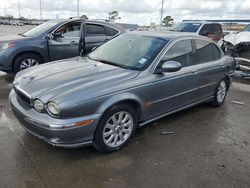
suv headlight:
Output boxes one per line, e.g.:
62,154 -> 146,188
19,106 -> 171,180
34,99 -> 44,112
0,42 -> 14,51
48,102 -> 60,115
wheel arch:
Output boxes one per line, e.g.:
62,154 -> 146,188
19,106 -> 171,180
12,51 -> 46,72
97,93 -> 145,122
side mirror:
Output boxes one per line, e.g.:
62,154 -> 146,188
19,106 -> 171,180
161,61 -> 182,73
91,46 -> 97,51
45,33 -> 54,39
53,32 -> 63,38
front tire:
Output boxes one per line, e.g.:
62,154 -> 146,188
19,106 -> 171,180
13,53 -> 42,74
94,104 -> 137,152
210,79 -> 228,107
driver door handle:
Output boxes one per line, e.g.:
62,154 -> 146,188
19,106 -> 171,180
70,41 -> 77,45
192,69 -> 197,74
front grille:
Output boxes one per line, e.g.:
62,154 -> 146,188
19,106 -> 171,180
14,86 -> 31,106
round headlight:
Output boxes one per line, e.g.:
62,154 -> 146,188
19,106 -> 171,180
34,99 -> 44,112
48,102 -> 60,115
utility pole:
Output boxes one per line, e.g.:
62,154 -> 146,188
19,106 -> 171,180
77,0 -> 80,18
4,4 -> 7,16
39,0 -> 43,20
18,0 -> 21,18
160,0 -> 164,26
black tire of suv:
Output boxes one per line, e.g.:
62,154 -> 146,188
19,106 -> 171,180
93,104 -> 138,153
13,53 -> 43,74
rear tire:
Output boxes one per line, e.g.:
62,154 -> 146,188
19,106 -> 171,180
94,104 -> 137,153
210,79 -> 228,107
13,53 -> 43,74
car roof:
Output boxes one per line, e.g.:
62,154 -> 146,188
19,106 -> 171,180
182,21 -> 221,25
52,19 -> 125,31
124,31 -> 207,40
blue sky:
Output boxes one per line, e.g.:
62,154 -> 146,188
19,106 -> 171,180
1,0 -> 250,25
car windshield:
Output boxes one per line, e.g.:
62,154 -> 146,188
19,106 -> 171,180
88,34 -> 167,71
242,25 -> 250,32
22,20 -> 61,37
170,23 -> 201,32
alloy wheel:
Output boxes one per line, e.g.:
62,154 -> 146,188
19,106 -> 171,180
20,58 -> 39,70
103,111 -> 134,148
217,80 -> 227,103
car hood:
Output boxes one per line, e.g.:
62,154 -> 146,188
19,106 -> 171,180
0,34 -> 26,43
224,32 -> 250,46
14,57 -> 140,103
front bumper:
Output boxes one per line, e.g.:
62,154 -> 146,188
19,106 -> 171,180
10,90 -> 101,148
0,50 -> 13,73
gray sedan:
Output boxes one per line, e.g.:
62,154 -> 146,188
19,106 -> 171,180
10,32 -> 236,152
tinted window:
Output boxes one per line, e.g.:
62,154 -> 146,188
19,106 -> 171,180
170,23 -> 201,32
194,40 -> 221,64
106,26 -> 119,36
242,24 -> 250,32
212,24 -> 222,34
88,34 -> 167,70
162,40 -> 193,67
200,24 -> 213,35
86,24 -> 106,36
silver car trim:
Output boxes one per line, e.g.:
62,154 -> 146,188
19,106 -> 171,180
139,96 -> 213,127
14,85 -> 32,99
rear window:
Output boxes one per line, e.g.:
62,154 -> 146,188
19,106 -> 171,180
194,39 -> 221,64
170,23 -> 201,32
106,26 -> 119,36
86,24 -> 106,36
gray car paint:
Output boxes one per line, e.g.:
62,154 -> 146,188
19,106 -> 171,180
10,32 -> 235,147
0,19 -> 124,73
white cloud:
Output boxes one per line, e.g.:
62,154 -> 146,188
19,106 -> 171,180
1,0 -> 250,25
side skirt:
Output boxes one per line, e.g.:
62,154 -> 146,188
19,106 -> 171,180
139,96 -> 214,127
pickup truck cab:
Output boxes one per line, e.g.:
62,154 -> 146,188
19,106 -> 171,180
0,19 -> 125,73
170,22 -> 223,42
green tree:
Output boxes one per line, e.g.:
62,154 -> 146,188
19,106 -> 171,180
108,11 -> 121,22
5,15 -> 14,20
162,16 -> 174,27
18,16 -> 26,21
80,15 -> 88,20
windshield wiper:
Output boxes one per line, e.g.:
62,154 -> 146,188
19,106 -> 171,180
88,56 -> 129,69
18,33 -> 26,37
170,29 -> 183,32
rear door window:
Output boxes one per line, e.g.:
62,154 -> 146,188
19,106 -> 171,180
194,39 -> 221,64
106,26 -> 119,36
162,39 -> 194,67
86,24 -> 106,36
